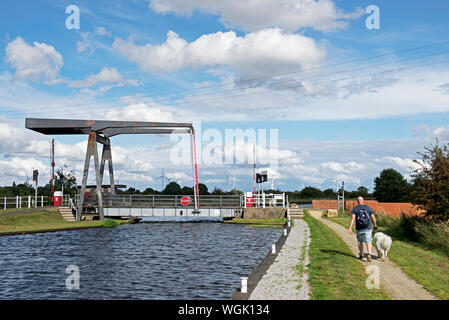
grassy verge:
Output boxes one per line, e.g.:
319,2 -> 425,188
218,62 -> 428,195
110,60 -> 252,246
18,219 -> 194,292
303,210 -> 389,300
326,213 -> 449,300
0,210 -> 127,234
0,206 -> 54,214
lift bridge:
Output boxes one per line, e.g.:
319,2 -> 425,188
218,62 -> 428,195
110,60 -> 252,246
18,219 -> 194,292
25,118 -> 202,221
77,192 -> 245,219
25,118 -> 287,221
25,118 -> 286,221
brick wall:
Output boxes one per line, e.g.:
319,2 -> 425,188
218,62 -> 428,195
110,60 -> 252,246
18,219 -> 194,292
312,200 -> 420,217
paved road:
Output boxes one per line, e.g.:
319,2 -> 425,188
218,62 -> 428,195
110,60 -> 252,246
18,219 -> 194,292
308,209 -> 437,300
249,219 -> 311,300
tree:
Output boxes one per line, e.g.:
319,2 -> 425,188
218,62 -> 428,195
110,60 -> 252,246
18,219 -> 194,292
163,182 -> 181,195
323,188 -> 337,199
142,187 -> 158,195
181,186 -> 194,195
411,142 -> 449,220
55,165 -> 77,197
299,186 -> 324,199
229,188 -> 243,195
373,168 -> 408,202
198,183 -> 209,195
211,187 -> 225,195
356,186 -> 370,198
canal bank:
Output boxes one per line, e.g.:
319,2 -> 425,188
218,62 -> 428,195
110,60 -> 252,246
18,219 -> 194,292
230,218 -> 310,300
0,209 -> 130,236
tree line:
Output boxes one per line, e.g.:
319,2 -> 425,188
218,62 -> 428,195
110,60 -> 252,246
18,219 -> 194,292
1,141 -> 448,219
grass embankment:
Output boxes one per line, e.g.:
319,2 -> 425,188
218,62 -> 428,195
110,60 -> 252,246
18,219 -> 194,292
326,213 -> 449,300
0,210 -> 126,235
303,210 -> 389,300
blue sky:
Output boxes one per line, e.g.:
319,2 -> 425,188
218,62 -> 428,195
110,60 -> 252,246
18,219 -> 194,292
1,0 -> 449,193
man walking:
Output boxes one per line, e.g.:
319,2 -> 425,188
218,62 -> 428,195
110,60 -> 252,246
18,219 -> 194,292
348,196 -> 377,262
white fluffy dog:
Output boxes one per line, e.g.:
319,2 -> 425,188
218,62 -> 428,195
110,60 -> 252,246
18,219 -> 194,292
374,232 -> 392,261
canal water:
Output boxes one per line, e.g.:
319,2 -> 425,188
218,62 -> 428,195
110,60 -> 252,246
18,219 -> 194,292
0,222 -> 282,299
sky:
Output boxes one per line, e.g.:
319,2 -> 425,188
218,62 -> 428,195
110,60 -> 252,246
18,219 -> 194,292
1,0 -> 449,193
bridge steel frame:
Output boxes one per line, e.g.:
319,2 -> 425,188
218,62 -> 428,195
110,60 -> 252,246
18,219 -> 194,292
25,118 -> 199,221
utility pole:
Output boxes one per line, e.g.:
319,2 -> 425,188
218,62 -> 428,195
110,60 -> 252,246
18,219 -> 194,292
225,173 -> 229,193
342,181 -> 345,213
33,170 -> 38,208
51,139 -> 55,205
253,144 -> 256,194
337,194 -> 340,212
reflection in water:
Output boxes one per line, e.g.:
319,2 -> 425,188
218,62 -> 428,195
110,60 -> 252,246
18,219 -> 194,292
0,222 -> 281,299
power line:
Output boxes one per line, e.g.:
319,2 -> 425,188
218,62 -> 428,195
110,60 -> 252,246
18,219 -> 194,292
2,40 -> 449,118
6,55 -> 448,120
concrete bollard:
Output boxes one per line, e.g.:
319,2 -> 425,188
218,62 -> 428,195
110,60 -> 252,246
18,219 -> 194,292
284,228 -> 287,236
240,277 -> 248,293
271,244 -> 276,254
287,221 -> 291,228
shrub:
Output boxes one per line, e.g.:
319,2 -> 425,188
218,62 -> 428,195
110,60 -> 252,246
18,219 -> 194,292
397,213 -> 421,241
414,220 -> 449,256
373,210 -> 393,228
373,211 -> 421,241
411,142 -> 449,220
102,218 -> 119,228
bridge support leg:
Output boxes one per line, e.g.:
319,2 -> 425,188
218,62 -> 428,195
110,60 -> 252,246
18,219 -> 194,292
99,137 -> 115,195
77,131 -> 104,221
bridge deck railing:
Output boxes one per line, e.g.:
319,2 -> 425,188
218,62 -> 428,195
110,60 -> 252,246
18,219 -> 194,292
76,194 -> 244,209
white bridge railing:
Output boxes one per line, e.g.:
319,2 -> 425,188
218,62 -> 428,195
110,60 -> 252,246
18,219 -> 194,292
76,194 -> 243,209
243,193 -> 287,208
76,193 -> 287,209
1,195 -> 70,210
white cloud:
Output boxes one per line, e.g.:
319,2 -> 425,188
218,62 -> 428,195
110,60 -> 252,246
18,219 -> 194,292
105,103 -> 177,122
433,125 -> 449,141
147,0 -> 363,32
77,32 -> 95,54
113,28 -> 325,79
0,157 -> 48,184
435,82 -> 449,95
377,156 -> 420,172
176,68 -> 449,121
95,26 -> 112,37
166,171 -> 191,182
321,161 -> 348,173
70,67 -> 124,88
5,37 -> 63,82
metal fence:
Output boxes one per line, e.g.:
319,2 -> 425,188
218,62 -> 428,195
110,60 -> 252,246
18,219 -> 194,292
0,195 -> 70,210
76,194 -> 243,209
75,193 -> 287,209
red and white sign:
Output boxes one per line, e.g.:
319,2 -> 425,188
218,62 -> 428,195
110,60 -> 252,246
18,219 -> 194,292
245,192 -> 254,207
180,196 -> 191,206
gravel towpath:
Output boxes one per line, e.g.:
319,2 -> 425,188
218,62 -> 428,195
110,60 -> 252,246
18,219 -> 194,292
308,209 -> 437,300
249,219 -> 311,300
